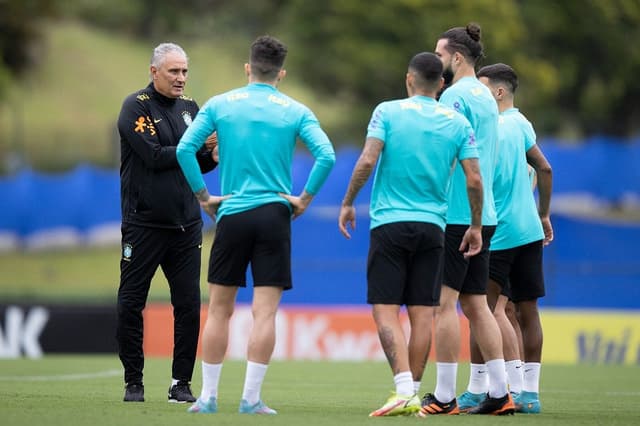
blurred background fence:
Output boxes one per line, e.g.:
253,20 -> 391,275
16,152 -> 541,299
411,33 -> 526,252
2,139 -> 639,311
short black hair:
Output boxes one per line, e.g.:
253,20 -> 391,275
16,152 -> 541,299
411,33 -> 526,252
250,35 -> 287,80
408,52 -> 443,90
439,22 -> 484,65
477,63 -> 518,93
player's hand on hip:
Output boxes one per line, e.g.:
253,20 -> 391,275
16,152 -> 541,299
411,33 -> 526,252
279,191 -> 313,220
338,205 -> 356,239
200,194 -> 231,221
460,225 -> 482,258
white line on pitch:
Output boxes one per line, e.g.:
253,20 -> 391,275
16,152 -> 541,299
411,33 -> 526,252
0,369 -> 121,381
544,389 -> 640,396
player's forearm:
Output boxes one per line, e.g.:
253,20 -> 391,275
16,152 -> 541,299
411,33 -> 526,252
536,165 -> 552,217
176,142 -> 207,194
466,182 -> 483,226
305,150 -> 336,195
342,163 -> 373,206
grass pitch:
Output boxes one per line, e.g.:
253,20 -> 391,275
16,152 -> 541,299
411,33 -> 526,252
0,356 -> 638,426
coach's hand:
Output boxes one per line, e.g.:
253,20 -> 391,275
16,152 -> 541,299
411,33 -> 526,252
459,225 -> 482,258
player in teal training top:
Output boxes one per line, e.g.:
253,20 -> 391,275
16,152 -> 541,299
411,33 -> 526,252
474,63 -> 553,414
177,66 -> 334,221
491,106 -> 544,249
440,77 -> 498,226
420,23 -> 514,417
339,52 -> 483,417
366,87 -> 479,231
176,35 -> 335,416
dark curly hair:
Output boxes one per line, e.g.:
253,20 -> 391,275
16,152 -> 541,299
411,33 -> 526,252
477,63 -> 518,93
250,35 -> 288,80
408,52 -> 443,89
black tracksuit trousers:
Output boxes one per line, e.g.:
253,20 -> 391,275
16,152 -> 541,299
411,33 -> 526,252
116,223 -> 202,385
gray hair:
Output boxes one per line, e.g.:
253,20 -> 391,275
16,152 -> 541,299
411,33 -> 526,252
150,42 -> 188,70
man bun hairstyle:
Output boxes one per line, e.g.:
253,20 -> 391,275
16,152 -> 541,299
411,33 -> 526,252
250,35 -> 288,80
477,63 -> 519,93
466,23 -> 481,43
440,22 -> 485,65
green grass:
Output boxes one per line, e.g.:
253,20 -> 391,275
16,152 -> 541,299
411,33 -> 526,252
0,356 -> 638,425
0,234 -> 216,303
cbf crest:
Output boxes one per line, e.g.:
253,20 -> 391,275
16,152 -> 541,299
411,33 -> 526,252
182,111 -> 193,126
122,243 -> 133,262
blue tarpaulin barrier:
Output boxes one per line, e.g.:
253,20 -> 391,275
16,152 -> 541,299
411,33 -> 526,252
1,141 -> 639,309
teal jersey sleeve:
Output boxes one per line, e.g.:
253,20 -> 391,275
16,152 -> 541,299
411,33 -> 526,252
298,108 -> 336,195
366,103 -> 387,141
456,118 -> 478,162
439,77 -> 498,226
177,97 -> 218,194
491,108 -> 544,249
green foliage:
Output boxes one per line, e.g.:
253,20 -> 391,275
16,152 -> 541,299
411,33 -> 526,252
519,0 -> 640,137
281,0 -> 540,139
0,21 -> 351,172
277,0 -> 640,139
0,0 -> 58,74
2,0 -> 640,171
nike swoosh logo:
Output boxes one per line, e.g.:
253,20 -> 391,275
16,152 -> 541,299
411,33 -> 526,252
515,366 -> 522,369
524,369 -> 533,373
154,118 -> 162,123
477,370 -> 486,374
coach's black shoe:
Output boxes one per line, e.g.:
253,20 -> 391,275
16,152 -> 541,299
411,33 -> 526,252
124,383 -> 145,402
467,392 -> 515,415
168,381 -> 196,403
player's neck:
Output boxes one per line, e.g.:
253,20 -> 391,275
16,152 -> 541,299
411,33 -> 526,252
498,99 -> 515,113
410,88 -> 437,99
452,64 -> 476,84
248,76 -> 279,87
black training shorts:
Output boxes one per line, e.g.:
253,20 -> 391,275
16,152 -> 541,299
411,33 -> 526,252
489,240 -> 545,302
443,224 -> 496,294
207,202 -> 292,289
367,221 -> 444,306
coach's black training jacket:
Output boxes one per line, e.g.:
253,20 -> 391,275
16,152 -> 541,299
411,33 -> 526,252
118,82 -> 217,229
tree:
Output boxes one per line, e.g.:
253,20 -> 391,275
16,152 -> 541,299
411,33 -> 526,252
279,0 -> 535,140
520,0 -> 640,138
0,0 -> 58,97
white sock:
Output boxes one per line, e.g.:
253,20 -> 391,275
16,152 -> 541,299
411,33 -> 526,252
242,361 -> 269,405
523,362 -> 541,393
200,361 -> 223,401
467,363 -> 489,394
434,362 -> 457,403
506,360 -> 523,394
413,381 -> 421,395
393,371 -> 414,397
486,358 -> 508,398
